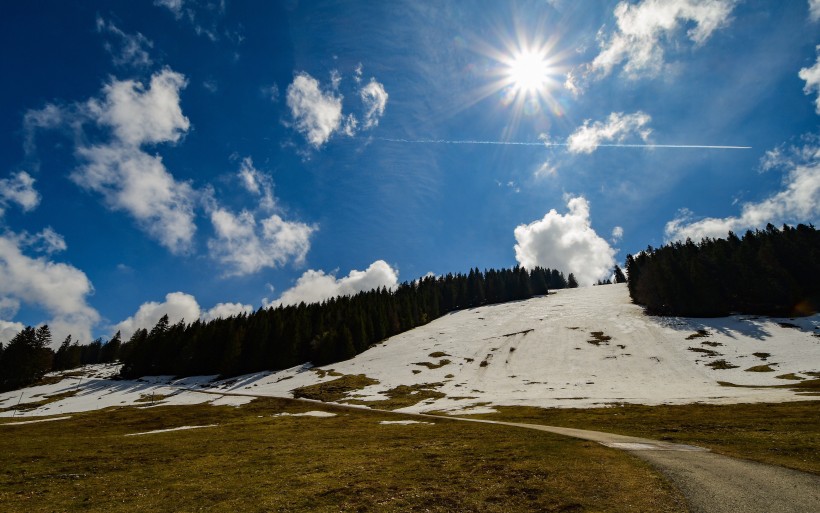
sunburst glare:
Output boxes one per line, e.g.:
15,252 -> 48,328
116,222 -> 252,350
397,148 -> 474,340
507,49 -> 552,93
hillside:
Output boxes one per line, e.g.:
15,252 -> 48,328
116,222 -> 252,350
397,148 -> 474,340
2,284 -> 819,418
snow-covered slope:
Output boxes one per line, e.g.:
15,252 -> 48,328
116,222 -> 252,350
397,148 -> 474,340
2,284 -> 819,418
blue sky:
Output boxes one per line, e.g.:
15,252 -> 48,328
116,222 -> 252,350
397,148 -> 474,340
2,0 -> 819,345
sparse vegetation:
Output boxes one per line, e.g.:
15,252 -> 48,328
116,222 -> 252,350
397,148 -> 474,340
413,359 -> 451,370
688,347 -> 721,357
753,352 -> 771,360
0,390 -> 79,413
587,331 -> 612,346
707,359 -> 739,370
349,383 -> 446,410
292,374 -> 379,402
0,399 -> 686,512
776,373 -> 805,380
685,329 -> 710,340
745,364 -> 776,372
428,352 -> 449,358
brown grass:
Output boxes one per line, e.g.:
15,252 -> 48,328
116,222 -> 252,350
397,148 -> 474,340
292,374 -> 379,402
468,401 -> 820,475
0,398 -> 687,512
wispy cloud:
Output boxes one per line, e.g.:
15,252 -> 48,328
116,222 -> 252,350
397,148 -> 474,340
0,171 -> 40,217
96,16 -> 154,68
665,137 -> 820,242
567,111 -> 652,154
569,0 -> 736,92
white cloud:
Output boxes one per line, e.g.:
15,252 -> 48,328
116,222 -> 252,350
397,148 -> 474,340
87,68 -> 190,146
237,157 -> 275,211
202,302 -> 254,322
0,230 -> 99,345
23,104 -> 65,154
611,226 -> 624,242
262,83 -> 279,102
590,0 -> 736,79
286,72 -> 344,148
66,68 -> 197,254
665,138 -> 820,242
73,144 -> 197,253
514,196 -> 616,286
115,292 -> 200,341
285,69 -> 389,148
0,320 -> 25,345
115,292 -> 256,340
353,63 -> 363,84
0,171 -> 40,216
154,0 -> 185,19
208,208 -> 316,277
799,46 -> 820,115
567,111 -> 652,154
96,16 -> 154,68
811,0 -> 820,22
270,260 -> 399,307
360,78 -> 388,129
19,227 -> 67,255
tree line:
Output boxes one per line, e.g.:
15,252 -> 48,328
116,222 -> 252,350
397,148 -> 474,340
1,266 -> 573,390
626,223 -> 820,317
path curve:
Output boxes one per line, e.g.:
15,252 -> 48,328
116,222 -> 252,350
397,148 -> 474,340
415,414 -> 820,513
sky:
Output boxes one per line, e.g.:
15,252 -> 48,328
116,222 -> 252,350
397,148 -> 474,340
1,0 -> 819,346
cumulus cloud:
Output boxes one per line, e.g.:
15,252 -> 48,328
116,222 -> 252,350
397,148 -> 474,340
285,69 -> 388,149
208,208 -> 316,277
202,302 -> 254,322
286,73 -> 344,148
23,104 -> 65,154
269,260 -> 399,307
0,230 -> 99,345
0,171 -> 40,216
799,46 -> 820,115
66,68 -> 197,254
664,139 -> 820,242
96,16 -> 154,68
589,0 -> 736,80
115,292 -> 255,340
0,320 -> 25,345
206,158 -> 315,276
115,291 -> 200,341
86,68 -> 190,146
514,196 -> 617,286
360,78 -> 388,129
567,111 -> 652,154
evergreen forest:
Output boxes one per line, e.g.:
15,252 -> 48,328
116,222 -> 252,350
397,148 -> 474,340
0,266 -> 570,391
626,224 -> 820,317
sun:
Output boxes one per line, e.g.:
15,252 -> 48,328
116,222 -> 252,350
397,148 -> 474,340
507,49 -> 552,93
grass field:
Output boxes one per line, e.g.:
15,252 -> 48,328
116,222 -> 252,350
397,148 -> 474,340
0,397 -> 687,512
471,400 -> 820,475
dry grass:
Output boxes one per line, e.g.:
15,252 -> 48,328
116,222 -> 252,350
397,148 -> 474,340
348,383 -> 447,410
745,364 -> 776,372
587,331 -> 612,346
688,347 -> 721,357
0,398 -> 687,512
706,359 -> 739,370
471,401 -> 820,475
685,329 -> 710,340
413,359 -> 451,370
292,374 -> 379,402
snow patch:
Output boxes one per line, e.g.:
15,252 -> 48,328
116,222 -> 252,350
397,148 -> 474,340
125,424 -> 218,436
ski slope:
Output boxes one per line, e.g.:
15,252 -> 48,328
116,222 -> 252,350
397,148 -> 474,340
2,284 -> 818,418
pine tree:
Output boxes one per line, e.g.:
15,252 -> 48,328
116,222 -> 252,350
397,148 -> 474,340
613,265 -> 627,284
567,273 -> 579,288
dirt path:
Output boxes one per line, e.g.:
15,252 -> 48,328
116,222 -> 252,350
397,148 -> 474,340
426,416 -> 820,513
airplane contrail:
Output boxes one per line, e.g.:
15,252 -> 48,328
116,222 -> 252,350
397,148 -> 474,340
377,138 -> 751,150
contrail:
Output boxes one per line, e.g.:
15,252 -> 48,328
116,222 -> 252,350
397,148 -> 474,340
377,138 -> 751,150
